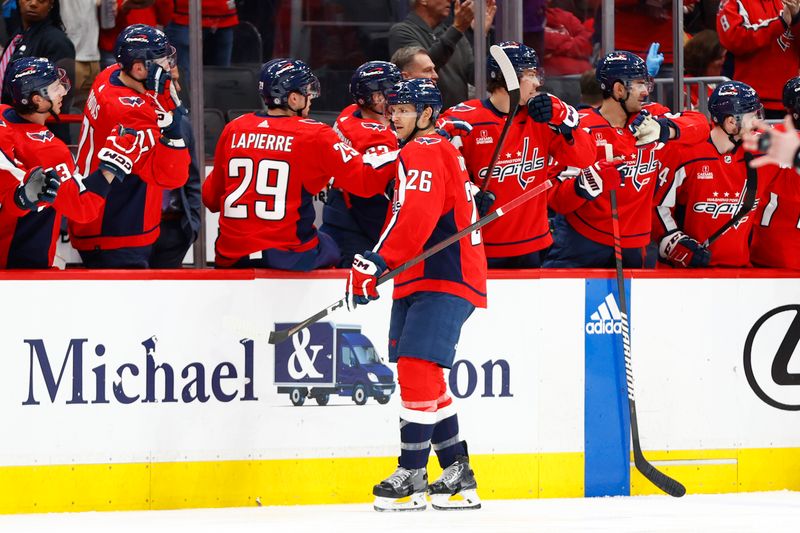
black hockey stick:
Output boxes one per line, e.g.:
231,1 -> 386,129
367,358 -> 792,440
702,152 -> 758,247
480,44 -> 521,192
607,140 -> 685,497
268,178 -> 554,345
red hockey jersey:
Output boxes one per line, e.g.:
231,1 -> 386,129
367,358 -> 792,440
717,0 -> 800,111
328,103 -> 399,242
203,113 -> 398,266
0,106 -> 111,268
70,68 -> 190,251
654,140 -> 782,267
376,134 -> 487,308
439,98 -> 595,257
549,104 -> 710,248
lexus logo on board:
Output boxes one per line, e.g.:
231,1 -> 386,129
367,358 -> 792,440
743,305 -> 800,411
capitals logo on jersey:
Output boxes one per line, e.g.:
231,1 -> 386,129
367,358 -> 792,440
448,102 -> 476,113
481,137 -> 545,189
621,149 -> 659,191
360,122 -> 387,132
415,137 -> 441,145
118,96 -> 145,108
26,130 -> 55,143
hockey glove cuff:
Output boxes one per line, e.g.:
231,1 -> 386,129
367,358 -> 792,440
98,126 -> 141,182
575,160 -> 625,200
346,251 -> 388,309
659,230 -> 711,268
14,167 -> 60,210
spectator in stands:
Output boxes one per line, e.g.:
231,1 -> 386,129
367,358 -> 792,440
543,0 -> 593,76
608,0 -> 677,77
1,0 -> 75,142
684,29 -> 724,109
1,0 -> 74,74
150,67 -> 201,269
60,0 -> 100,111
388,0 -> 496,109
578,68 -> 602,108
165,0 -> 238,81
98,0 -> 172,68
3,0 -> 20,37
391,45 -> 439,82
717,0 -> 800,119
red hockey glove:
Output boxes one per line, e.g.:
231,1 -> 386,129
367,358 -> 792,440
527,93 -> 580,139
98,125 -> 141,182
575,159 -> 626,200
435,118 -> 473,141
659,230 -> 711,268
13,167 -> 60,210
346,251 -> 388,309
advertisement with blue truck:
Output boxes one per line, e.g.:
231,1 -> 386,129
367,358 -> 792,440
274,322 -> 396,406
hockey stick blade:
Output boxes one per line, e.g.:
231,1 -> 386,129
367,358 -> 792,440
703,152 -> 758,247
268,179 -> 554,344
634,453 -> 687,497
481,44 -> 521,192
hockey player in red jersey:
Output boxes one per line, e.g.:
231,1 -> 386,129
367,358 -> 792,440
439,41 -> 599,268
717,0 -> 800,118
654,81 -> 785,268
544,50 -> 710,268
749,78 -> 800,269
70,24 -> 190,268
0,58 -> 125,269
345,79 -> 485,512
320,61 -> 401,267
203,58 -> 399,270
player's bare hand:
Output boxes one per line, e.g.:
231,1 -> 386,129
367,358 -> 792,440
746,115 -> 800,169
453,0 -> 475,33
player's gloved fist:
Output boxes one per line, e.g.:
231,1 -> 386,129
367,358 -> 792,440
527,93 -> 580,139
435,118 -> 473,141
646,42 -> 664,77
474,189 -> 496,217
575,160 -> 626,200
629,110 -> 676,146
13,167 -> 60,210
98,125 -> 141,182
346,251 -> 387,309
659,230 -> 711,268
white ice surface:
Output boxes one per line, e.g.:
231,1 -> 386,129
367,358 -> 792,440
1,492 -> 798,533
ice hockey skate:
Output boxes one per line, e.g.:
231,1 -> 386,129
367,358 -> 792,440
372,466 -> 428,512
428,456 -> 481,510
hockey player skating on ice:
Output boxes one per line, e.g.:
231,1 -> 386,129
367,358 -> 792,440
203,58 -> 399,270
345,78 -> 485,512
321,61 -> 401,267
544,50 -> 710,268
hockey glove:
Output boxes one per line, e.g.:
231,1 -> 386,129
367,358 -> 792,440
575,160 -> 626,200
629,109 -> 676,146
346,251 -> 387,309
646,42 -> 664,77
474,189 -> 496,217
13,167 -> 60,210
659,230 -> 711,268
527,93 -> 580,140
435,118 -> 473,141
98,126 -> 141,182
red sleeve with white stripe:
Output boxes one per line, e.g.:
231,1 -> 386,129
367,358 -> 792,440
717,0 -> 786,54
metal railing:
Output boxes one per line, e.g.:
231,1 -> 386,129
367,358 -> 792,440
654,76 -> 730,116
